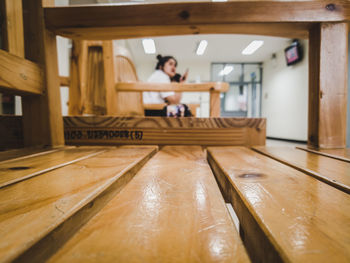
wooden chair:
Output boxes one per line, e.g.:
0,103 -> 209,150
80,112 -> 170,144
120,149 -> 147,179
67,40 -> 227,117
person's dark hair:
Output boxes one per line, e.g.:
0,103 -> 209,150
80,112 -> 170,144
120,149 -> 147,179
155,54 -> 177,70
171,73 -> 182,83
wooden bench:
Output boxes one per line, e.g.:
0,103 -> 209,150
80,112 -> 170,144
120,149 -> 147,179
0,146 -> 157,262
252,146 -> 350,194
207,146 -> 350,262
47,146 -> 250,262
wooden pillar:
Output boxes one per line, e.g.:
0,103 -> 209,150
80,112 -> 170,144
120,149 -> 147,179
308,23 -> 348,149
21,0 -> 64,147
102,41 -> 117,115
209,90 -> 221,117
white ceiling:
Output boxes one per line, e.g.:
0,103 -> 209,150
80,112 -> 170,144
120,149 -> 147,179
65,0 -> 293,65
126,34 -> 291,64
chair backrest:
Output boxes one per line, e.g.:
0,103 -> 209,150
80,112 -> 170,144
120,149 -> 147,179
114,46 -> 144,116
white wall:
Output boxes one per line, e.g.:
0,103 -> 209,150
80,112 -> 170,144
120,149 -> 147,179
262,40 -> 308,141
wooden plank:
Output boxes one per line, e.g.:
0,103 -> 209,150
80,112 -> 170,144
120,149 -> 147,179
308,22 -> 348,148
0,146 -> 157,263
252,146 -> 350,194
0,49 -> 44,95
43,23 -> 310,40
0,147 -> 108,188
22,0 -> 64,147
296,146 -> 350,162
116,82 -> 229,92
207,146 -> 350,262
63,116 -> 266,146
1,0 -> 24,57
43,1 -> 350,39
210,91 -> 221,117
48,146 -> 250,262
0,148 -> 59,162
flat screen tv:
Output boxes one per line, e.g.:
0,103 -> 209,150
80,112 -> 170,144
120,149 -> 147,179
284,40 -> 303,66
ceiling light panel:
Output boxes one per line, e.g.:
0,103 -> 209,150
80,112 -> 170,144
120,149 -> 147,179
242,40 -> 264,55
196,40 -> 208,55
142,39 -> 156,54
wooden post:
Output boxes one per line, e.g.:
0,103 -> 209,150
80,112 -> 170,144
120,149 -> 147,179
21,0 -> 64,147
102,41 -> 117,115
308,23 -> 348,149
209,90 -> 221,117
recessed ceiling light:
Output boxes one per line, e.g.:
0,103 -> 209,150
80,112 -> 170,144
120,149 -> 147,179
196,40 -> 208,55
219,65 -> 234,76
242,40 -> 264,55
142,39 -> 156,54
212,0 -> 227,2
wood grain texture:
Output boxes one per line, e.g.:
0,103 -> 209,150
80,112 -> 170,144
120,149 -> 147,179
297,146 -> 350,162
0,146 -> 157,263
48,146 -> 250,263
0,147 -> 107,188
1,0 -> 24,57
43,1 -> 350,39
116,82 -> 229,92
0,49 -> 43,95
308,22 -> 348,148
252,146 -> 350,194
207,146 -> 350,263
42,23 -> 310,40
21,0 -> 64,147
0,147 -> 61,163
102,41 -> 116,115
63,116 -> 266,146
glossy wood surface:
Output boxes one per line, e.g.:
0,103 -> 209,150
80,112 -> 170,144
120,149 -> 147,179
63,116 -> 266,146
253,146 -> 350,193
49,146 -> 250,262
0,147 -> 59,162
0,146 -> 157,262
207,146 -> 350,262
0,147 -> 106,188
43,1 -> 350,39
297,146 -> 350,162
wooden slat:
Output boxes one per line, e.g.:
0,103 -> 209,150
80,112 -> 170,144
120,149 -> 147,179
0,147 -> 59,162
0,50 -> 43,95
0,146 -> 157,263
102,41 -> 116,115
308,22 -> 348,148
116,82 -> 229,92
0,0 -> 24,56
207,146 -> 350,262
22,0 -> 64,147
252,146 -> 350,194
63,116 -> 266,146
43,1 -> 350,39
0,147 -> 108,188
48,146 -> 250,262
296,146 -> 350,162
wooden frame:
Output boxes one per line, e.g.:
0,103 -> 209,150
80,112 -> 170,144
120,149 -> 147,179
0,0 -> 349,148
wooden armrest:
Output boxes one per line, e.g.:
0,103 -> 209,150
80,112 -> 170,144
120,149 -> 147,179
115,82 -> 229,93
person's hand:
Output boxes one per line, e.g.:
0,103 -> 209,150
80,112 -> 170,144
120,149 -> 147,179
180,69 -> 189,82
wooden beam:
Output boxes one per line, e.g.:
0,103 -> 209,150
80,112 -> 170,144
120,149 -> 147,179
1,0 -> 24,57
115,82 -> 229,92
22,0 -> 64,147
102,41 -> 117,115
308,22 -> 348,148
63,116 -> 266,146
43,1 -> 349,39
0,50 -> 44,95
